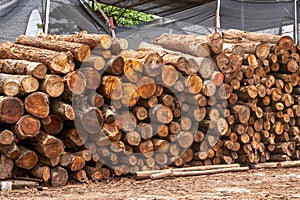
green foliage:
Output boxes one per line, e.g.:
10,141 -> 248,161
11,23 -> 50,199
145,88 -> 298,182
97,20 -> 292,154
87,1 -> 156,26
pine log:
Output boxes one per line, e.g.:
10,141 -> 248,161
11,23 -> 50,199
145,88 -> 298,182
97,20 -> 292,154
137,76 -> 157,99
15,146 -> 38,170
277,36 -> 294,51
0,142 -> 19,159
150,104 -> 173,124
0,42 -> 74,74
0,130 -> 15,146
123,58 -> 143,83
105,55 -> 125,75
51,100 -> 75,120
38,155 -> 60,167
82,55 -> 105,70
0,74 -> 39,96
77,107 -> 104,134
0,155 -> 13,179
24,92 -> 50,118
40,31 -> 112,49
222,29 -> 281,44
63,70 -> 86,95
100,75 -> 123,100
40,75 -> 64,97
31,132 -> 64,159
16,35 -> 91,62
0,59 -> 47,79
153,33 -> 211,57
0,96 -> 24,124
29,165 -> 51,182
121,83 -> 139,107
50,166 -> 68,187
41,115 -> 63,135
13,115 -> 40,140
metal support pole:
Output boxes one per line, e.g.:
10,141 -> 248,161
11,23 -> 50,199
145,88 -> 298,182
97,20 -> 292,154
294,0 -> 298,43
44,0 -> 50,35
215,0 -> 221,32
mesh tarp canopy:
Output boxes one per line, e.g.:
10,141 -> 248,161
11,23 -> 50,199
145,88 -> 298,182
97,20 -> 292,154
0,0 -> 108,43
0,0 -> 299,44
220,0 -> 299,33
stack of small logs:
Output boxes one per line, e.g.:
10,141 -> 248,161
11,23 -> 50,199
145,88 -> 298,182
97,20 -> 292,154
0,28 -> 299,187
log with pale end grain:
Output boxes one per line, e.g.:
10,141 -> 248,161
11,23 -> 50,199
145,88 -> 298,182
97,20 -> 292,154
150,104 -> 173,124
0,42 -> 74,74
40,31 -> 112,49
81,55 -> 106,70
231,105 -> 251,124
124,131 -> 141,146
277,36 -> 294,51
0,96 -> 24,124
16,35 -> 91,62
177,131 -> 194,149
31,132 -> 64,159
110,38 -> 128,53
0,154 -> 13,179
63,70 -> 86,95
59,152 -> 72,167
161,64 -> 178,87
142,52 -> 163,77
13,115 -> 40,140
202,80 -> 216,97
0,74 -> 39,96
0,130 -> 15,146
0,59 -> 47,79
50,166 -> 68,187
79,67 -> 101,89
123,58 -> 143,83
24,92 -> 49,118
236,85 -> 258,100
121,83 -> 139,107
40,74 -> 64,97
153,33 -> 211,57
132,106 -> 148,121
186,74 -> 203,94
256,42 -> 270,59
29,165 -> 51,182
15,146 -> 38,170
100,75 -> 123,100
137,76 -> 157,99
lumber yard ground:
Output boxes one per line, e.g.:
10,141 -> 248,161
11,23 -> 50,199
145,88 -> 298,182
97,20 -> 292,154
1,167 -> 300,200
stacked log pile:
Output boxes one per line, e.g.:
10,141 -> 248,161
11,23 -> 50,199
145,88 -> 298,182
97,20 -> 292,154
0,29 -> 299,186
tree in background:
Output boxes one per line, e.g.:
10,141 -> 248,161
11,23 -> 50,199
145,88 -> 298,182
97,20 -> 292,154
87,1 -> 156,26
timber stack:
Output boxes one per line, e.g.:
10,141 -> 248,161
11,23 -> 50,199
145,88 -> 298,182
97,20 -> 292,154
0,29 -> 299,186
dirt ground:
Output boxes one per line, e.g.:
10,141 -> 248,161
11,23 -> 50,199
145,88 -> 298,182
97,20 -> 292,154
1,167 -> 300,200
